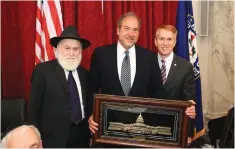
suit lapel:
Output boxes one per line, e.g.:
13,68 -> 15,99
55,60 -> 69,93
111,44 -> 125,95
129,46 -> 139,95
164,54 -> 178,90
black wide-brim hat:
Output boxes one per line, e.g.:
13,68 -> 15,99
50,26 -> 91,49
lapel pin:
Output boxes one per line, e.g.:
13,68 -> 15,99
174,63 -> 177,66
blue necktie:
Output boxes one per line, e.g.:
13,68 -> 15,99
68,71 -> 82,124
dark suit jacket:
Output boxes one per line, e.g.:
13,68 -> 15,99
28,59 -> 92,148
160,53 -> 196,137
162,54 -> 195,101
89,43 -> 165,100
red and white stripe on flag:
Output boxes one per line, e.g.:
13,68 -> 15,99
35,0 -> 63,65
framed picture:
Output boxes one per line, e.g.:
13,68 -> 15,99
92,94 -> 191,148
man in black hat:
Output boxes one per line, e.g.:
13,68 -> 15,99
28,26 -> 92,148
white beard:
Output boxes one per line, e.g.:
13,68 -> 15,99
55,51 -> 82,71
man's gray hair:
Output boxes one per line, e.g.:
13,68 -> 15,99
1,125 -> 41,148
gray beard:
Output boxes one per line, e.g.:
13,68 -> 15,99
55,51 -> 82,71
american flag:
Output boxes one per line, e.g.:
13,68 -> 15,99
35,0 -> 63,64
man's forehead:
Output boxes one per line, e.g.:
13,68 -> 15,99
157,30 -> 175,38
159,29 -> 175,34
59,39 -> 82,45
9,137 -> 40,148
121,16 -> 139,25
123,15 -> 138,21
158,35 -> 174,38
122,24 -> 139,28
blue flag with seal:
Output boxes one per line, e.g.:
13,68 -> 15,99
175,0 -> 205,140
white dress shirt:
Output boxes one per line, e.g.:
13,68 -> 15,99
64,69 -> 85,119
117,41 -> 136,87
158,52 -> 174,80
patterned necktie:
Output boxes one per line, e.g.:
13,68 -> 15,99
161,60 -> 167,84
68,71 -> 82,124
121,51 -> 131,96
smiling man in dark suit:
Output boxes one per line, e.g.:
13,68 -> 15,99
28,26 -> 92,148
88,12 -> 165,135
155,24 -> 196,144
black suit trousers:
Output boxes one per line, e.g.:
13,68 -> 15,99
66,120 -> 90,148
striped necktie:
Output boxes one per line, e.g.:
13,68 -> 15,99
161,60 -> 166,84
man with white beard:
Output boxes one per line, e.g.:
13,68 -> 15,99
28,26 -> 92,148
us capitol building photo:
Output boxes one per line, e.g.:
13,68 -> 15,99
108,113 -> 172,136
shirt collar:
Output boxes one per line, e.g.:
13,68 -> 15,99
158,51 -> 174,64
117,41 -> 135,57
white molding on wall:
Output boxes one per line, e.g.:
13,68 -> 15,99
192,0 -> 209,37
199,0 -> 209,36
